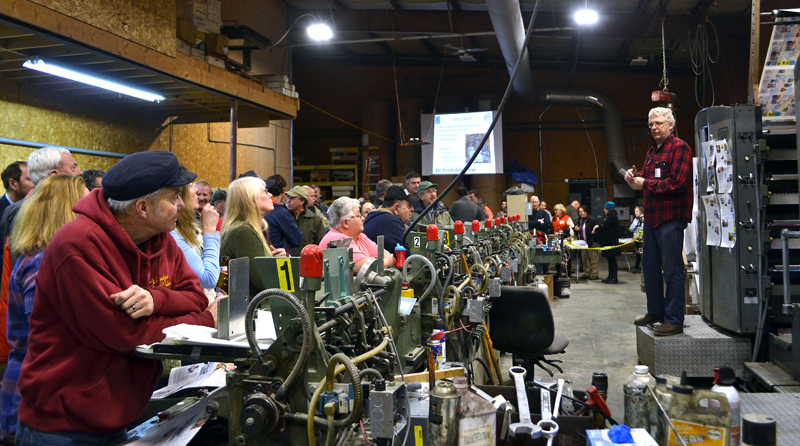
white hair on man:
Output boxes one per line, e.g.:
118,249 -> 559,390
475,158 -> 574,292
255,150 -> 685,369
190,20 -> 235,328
106,189 -> 166,216
648,107 -> 675,126
28,146 -> 69,185
328,197 -> 361,229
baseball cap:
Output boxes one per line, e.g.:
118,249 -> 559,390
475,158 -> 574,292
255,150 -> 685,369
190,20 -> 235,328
418,181 -> 437,193
383,185 -> 411,202
286,185 -> 308,199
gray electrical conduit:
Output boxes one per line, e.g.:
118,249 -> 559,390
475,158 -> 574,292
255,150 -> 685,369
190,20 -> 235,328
206,123 -> 277,176
0,137 -> 127,159
401,254 -> 438,301
244,288 -> 312,401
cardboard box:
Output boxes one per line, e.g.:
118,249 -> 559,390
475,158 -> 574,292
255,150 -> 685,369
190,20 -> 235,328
586,428 -> 658,446
190,47 -> 205,61
176,19 -> 197,44
310,171 -> 331,182
176,38 -> 191,55
205,54 -> 226,69
205,33 -> 229,55
542,274 -> 554,302
177,0 -> 208,20
207,0 -> 222,22
193,16 -> 220,34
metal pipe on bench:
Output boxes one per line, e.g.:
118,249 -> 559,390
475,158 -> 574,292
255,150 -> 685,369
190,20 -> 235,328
780,229 -> 800,315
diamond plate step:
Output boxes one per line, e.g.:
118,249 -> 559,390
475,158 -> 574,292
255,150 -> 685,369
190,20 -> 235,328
636,315 -> 751,377
745,362 -> 800,393
740,393 -> 800,446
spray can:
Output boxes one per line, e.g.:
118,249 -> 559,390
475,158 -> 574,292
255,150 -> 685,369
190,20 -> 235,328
427,330 -> 446,370
591,373 -> 608,428
712,366 -> 741,446
623,365 -> 654,429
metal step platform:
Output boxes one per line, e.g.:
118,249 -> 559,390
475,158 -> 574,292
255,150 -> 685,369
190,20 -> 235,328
745,362 -> 800,393
636,315 -> 751,377
740,393 -> 800,446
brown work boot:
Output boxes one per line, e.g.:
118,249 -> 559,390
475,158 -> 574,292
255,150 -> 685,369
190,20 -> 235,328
654,322 -> 683,336
634,313 -> 664,326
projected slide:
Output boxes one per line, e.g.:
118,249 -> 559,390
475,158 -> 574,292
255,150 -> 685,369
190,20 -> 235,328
421,111 -> 503,176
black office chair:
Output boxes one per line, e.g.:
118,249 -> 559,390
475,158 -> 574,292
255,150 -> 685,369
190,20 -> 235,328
489,286 -> 569,379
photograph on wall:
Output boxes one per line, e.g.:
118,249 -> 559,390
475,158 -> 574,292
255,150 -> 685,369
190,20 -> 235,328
715,139 -> 733,194
718,193 -> 736,249
702,140 -> 717,192
759,22 -> 798,120
702,194 -> 721,247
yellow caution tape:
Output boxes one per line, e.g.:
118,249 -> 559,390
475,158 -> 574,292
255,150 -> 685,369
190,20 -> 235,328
564,240 -> 635,251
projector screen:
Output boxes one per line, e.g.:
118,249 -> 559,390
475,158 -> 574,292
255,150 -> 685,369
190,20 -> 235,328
420,111 -> 503,176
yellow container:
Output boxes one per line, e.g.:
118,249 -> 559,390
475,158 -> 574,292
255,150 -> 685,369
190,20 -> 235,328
666,384 -> 731,446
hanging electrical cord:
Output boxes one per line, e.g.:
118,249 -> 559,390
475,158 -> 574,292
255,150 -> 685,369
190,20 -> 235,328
573,107 -> 600,183
402,0 -> 544,245
688,18 -> 720,108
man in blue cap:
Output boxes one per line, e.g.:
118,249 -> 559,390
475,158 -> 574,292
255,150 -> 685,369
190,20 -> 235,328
16,151 -> 217,444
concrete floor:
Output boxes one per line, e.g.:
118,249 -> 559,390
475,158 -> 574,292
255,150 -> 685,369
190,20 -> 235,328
498,259 -> 647,422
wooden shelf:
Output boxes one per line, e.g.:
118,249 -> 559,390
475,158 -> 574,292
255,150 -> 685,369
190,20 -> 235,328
0,0 -> 298,124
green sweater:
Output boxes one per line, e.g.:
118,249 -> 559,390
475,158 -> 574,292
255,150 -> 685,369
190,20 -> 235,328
220,224 -> 270,297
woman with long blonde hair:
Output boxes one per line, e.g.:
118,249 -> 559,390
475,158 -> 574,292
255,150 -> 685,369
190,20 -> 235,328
1,174 -> 88,440
220,177 -> 285,297
171,183 -> 220,301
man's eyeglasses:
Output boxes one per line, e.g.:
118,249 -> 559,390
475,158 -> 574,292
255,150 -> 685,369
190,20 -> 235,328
648,121 -> 667,128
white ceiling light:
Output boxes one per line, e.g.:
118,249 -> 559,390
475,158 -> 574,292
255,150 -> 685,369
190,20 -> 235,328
307,23 -> 333,41
23,57 -> 165,102
574,8 -> 599,25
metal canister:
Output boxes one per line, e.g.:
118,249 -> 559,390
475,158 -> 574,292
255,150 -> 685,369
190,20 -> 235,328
429,380 -> 460,446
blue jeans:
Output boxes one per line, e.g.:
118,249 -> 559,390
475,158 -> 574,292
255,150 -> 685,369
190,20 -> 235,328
642,220 -> 687,326
16,422 -> 127,446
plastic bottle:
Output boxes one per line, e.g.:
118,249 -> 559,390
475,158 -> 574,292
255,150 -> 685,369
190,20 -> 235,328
395,244 -> 406,267
650,375 -> 674,445
668,379 -> 731,446
623,365 -> 654,429
712,366 -> 740,446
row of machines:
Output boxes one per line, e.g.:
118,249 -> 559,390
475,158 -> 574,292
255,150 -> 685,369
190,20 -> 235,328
140,215 -> 553,446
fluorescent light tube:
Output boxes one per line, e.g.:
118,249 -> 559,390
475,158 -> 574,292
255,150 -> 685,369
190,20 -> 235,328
23,58 -> 165,102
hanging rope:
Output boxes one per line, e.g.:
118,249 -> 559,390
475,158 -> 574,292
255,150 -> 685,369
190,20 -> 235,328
688,17 -> 720,108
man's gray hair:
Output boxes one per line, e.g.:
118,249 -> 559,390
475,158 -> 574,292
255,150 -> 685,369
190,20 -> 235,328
28,146 -> 69,185
375,179 -> 393,199
649,107 -> 675,126
328,197 -> 360,229
107,188 -> 165,216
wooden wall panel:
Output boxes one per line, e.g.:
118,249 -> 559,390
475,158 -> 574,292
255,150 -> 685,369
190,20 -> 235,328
29,0 -> 176,56
154,121 -> 289,190
0,93 -> 153,193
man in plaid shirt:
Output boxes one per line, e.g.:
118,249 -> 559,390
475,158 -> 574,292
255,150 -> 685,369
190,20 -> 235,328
625,107 -> 693,336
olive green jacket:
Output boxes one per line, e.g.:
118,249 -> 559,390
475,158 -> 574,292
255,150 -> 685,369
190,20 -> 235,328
292,208 -> 327,256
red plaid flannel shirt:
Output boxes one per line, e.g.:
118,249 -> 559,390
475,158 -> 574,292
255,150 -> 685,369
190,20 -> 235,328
637,134 -> 693,228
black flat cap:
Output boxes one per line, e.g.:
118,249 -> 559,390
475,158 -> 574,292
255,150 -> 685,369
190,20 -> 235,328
103,151 -> 197,201
384,185 -> 410,202
237,170 -> 276,189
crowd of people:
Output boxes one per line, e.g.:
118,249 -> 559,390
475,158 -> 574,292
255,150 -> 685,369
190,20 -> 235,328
0,107 -> 681,443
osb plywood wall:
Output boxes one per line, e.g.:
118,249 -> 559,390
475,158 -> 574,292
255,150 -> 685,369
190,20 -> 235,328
0,93 -> 153,193
30,0 -> 175,56
149,121 -> 291,189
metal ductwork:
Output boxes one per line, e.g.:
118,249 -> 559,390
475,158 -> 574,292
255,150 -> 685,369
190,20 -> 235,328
485,0 -> 631,181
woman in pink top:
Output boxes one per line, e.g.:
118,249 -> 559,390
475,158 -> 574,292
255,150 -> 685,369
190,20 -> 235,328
319,197 -> 394,273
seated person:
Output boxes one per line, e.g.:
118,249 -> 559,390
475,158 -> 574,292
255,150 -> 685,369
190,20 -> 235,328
319,197 -> 394,274
16,151 -> 217,444
363,186 -> 412,255
412,181 -> 454,228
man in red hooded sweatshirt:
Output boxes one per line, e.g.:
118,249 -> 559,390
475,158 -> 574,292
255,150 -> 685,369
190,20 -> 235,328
15,151 -> 217,445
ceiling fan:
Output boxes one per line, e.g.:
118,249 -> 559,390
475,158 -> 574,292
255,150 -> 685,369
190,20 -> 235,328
443,43 -> 487,62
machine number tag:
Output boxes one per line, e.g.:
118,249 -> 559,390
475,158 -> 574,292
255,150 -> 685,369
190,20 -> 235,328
414,425 -> 423,446
443,230 -> 451,246
276,258 -> 295,292
413,237 -> 421,248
